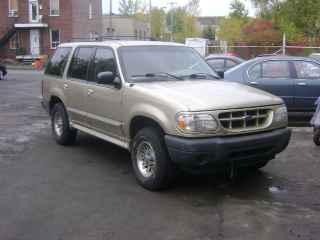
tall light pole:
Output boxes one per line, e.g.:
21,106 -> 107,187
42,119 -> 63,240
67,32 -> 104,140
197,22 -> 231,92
149,0 -> 152,39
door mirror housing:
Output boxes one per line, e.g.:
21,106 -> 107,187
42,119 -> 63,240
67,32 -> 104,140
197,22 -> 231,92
97,71 -> 115,85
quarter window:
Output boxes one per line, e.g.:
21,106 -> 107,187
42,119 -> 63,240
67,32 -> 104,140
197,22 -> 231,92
50,29 -> 60,49
92,48 -> 116,83
294,61 -> 320,79
68,47 -> 95,80
249,64 -> 261,80
262,61 -> 290,78
45,47 -> 72,77
8,0 -> 18,17
50,0 -> 60,16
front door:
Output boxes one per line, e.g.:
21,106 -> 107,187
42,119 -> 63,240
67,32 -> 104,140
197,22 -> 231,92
293,60 -> 320,112
85,47 -> 124,139
256,60 -> 294,111
29,0 -> 39,22
30,29 -> 40,56
66,47 -> 96,126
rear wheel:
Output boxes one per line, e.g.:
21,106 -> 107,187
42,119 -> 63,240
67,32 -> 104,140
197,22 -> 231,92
51,103 -> 77,145
131,127 -> 177,191
314,128 -> 320,146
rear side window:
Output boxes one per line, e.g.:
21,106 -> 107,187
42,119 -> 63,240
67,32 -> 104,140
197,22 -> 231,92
207,59 -> 224,69
262,61 -> 290,78
68,47 -> 95,80
226,60 -> 237,68
294,61 -> 320,79
45,47 -> 72,77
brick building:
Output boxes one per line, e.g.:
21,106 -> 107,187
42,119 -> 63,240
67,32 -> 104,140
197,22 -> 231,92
0,0 -> 150,62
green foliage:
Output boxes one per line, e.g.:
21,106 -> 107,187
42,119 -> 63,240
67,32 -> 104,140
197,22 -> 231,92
217,17 -> 247,43
165,0 -> 200,43
119,0 -> 141,16
230,0 -> 249,19
202,25 -> 215,40
150,8 -> 166,40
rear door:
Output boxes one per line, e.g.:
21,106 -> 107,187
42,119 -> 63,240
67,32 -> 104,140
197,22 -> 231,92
85,47 -> 124,139
65,47 -> 95,126
247,60 -> 294,110
292,60 -> 320,112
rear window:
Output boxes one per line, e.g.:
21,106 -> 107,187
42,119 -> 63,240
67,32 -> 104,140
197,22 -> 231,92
45,47 -> 72,77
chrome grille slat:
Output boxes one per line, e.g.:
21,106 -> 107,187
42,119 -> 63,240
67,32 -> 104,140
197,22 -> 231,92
218,108 -> 272,132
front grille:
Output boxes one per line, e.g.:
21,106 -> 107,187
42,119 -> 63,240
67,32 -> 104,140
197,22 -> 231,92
218,108 -> 272,131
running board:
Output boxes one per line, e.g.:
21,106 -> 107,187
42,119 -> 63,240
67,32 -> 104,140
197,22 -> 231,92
72,123 -> 129,150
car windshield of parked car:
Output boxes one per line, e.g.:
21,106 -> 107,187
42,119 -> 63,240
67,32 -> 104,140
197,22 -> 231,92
118,45 -> 219,82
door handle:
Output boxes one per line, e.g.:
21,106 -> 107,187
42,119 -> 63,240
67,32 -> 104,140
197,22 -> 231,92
87,89 -> 95,95
249,81 -> 259,85
297,82 -> 307,86
63,83 -> 69,89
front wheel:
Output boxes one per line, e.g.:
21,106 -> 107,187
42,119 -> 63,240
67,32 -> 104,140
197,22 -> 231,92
314,128 -> 320,146
131,127 -> 177,191
51,103 -> 77,145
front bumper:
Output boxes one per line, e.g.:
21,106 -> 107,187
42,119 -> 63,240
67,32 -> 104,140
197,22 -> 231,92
165,128 -> 291,168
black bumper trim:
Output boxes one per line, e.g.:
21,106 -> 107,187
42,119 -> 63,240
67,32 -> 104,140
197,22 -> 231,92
165,128 -> 291,166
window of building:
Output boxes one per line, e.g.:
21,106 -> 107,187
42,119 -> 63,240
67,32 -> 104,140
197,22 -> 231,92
89,2 -> 93,19
50,0 -> 60,16
50,29 -> 60,49
8,0 -> 18,17
45,47 -> 72,77
9,32 -> 20,49
68,47 -> 95,80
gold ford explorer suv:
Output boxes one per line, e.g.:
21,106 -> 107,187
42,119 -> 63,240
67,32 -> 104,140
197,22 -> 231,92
42,41 -> 291,190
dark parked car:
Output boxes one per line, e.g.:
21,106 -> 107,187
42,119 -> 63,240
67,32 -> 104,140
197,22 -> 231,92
0,63 -> 7,80
205,54 -> 245,78
224,56 -> 320,114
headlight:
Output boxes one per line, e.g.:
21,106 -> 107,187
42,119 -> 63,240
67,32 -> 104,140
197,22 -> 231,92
176,113 -> 218,133
273,106 -> 288,124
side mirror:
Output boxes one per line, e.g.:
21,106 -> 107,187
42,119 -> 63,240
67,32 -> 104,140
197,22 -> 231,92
97,71 -> 115,85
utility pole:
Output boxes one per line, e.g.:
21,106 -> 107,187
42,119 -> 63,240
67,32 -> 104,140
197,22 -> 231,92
168,2 -> 176,42
109,0 -> 113,37
149,0 -> 152,40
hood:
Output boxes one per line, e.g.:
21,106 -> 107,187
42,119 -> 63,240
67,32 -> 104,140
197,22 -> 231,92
134,80 -> 283,111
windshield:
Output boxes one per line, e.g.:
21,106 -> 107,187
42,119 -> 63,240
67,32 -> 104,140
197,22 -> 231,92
118,45 -> 219,82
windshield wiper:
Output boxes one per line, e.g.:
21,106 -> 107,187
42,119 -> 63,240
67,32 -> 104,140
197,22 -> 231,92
131,72 -> 183,81
182,73 -> 220,80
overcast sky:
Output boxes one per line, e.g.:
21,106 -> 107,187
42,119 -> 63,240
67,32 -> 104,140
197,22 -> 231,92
103,0 -> 255,16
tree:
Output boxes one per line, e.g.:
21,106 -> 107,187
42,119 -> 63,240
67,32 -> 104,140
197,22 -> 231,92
119,0 -> 141,16
217,17 -> 246,43
150,8 -> 166,40
230,0 -> 249,19
202,25 -> 215,40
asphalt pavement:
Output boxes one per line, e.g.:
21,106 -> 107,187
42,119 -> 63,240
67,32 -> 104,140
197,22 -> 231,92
0,70 -> 319,240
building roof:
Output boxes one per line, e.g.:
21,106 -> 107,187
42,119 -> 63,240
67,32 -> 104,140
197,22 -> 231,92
60,41 -> 185,48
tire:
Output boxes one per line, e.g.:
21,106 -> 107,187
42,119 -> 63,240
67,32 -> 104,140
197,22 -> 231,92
314,128 -> 320,146
131,127 -> 177,191
51,103 -> 77,145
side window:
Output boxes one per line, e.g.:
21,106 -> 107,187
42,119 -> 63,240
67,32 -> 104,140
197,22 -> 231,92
68,47 -> 95,81
207,59 -> 225,69
45,47 -> 72,77
262,61 -> 290,78
249,63 -> 261,80
226,60 -> 237,68
294,61 -> 320,79
92,48 -> 116,83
